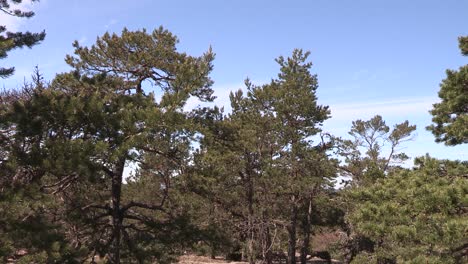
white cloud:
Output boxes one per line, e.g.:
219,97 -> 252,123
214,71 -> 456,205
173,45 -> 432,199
327,96 -> 437,121
185,82 -> 437,125
1,13 -> 23,32
0,1 -> 35,32
78,36 -> 88,45
104,19 -> 118,29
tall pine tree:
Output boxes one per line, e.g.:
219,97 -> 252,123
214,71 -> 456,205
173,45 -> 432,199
1,27 -> 214,263
260,49 -> 331,264
427,36 -> 468,145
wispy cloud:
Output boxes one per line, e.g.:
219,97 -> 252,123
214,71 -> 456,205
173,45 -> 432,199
186,82 -> 437,124
327,96 -> 437,121
104,19 -> 118,29
0,1 -> 36,32
1,12 -> 24,32
78,36 -> 88,45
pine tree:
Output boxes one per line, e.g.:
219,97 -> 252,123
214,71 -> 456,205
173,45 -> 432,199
0,0 -> 45,78
261,49 -> 331,264
427,36 -> 468,145
348,156 -> 468,263
0,73 -> 83,263
191,50 -> 334,264
335,115 -> 416,263
190,83 -> 281,264
1,27 -> 214,263
337,115 -> 416,186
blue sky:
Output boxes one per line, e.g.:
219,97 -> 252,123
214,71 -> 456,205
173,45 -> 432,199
2,0 -> 467,162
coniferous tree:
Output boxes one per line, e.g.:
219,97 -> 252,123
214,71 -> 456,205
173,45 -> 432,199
335,115 -> 416,263
192,50 -> 334,264
427,36 -> 468,145
261,50 -> 331,264
0,0 -> 45,78
1,27 -> 214,263
348,156 -> 468,264
0,75 -> 83,263
190,83 -> 280,264
337,115 -> 416,186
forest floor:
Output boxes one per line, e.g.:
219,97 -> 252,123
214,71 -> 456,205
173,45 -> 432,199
178,255 -> 246,264
178,255 -> 341,263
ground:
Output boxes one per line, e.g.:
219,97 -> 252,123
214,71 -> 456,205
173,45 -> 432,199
178,255 -> 246,264
178,255 -> 341,264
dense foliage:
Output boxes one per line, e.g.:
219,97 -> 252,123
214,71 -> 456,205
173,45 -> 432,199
1,27 -> 215,263
191,50 -> 335,264
348,156 -> 467,264
427,36 -> 468,145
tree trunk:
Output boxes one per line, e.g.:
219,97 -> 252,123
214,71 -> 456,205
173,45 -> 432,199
241,168 -> 256,264
260,212 -> 273,264
287,195 -> 298,264
246,177 -> 256,264
264,222 -> 273,264
109,158 -> 125,264
300,194 -> 313,264
343,230 -> 355,264
247,230 -> 255,264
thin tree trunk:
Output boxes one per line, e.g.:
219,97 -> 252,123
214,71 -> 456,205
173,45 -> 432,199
287,195 -> 298,264
264,221 -> 273,264
246,175 -> 256,264
109,158 -> 125,264
260,211 -> 274,264
300,194 -> 313,264
209,204 -> 217,259
343,228 -> 355,264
